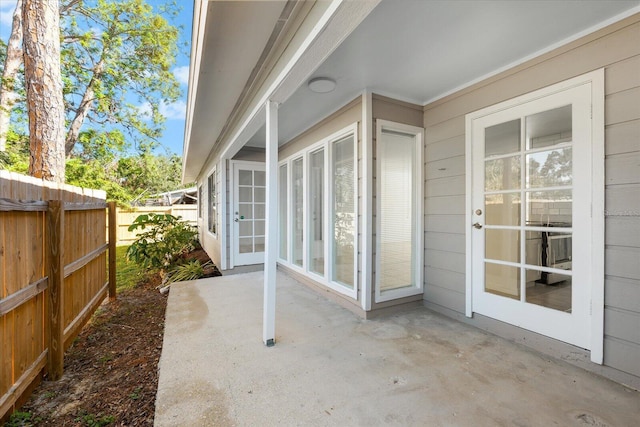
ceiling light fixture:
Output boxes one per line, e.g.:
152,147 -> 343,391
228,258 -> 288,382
308,77 -> 336,93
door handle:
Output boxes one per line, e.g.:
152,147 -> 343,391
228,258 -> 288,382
234,218 -> 239,222
473,222 -> 483,229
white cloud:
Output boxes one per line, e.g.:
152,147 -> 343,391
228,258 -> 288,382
173,66 -> 189,86
160,100 -> 186,120
138,100 -> 186,121
0,0 -> 18,28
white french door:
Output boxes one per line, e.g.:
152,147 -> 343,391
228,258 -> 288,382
468,73 -> 603,353
231,161 -> 266,266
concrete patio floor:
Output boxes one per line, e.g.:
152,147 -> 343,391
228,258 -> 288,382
154,271 -> 639,426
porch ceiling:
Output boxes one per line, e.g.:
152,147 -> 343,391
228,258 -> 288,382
245,0 -> 639,147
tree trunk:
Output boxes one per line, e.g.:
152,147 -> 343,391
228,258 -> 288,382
23,0 -> 66,182
0,0 -> 24,151
65,58 -> 104,156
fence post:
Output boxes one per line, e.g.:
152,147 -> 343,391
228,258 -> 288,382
108,201 -> 117,300
47,200 -> 64,380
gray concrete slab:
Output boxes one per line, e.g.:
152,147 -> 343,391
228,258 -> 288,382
155,271 -> 640,426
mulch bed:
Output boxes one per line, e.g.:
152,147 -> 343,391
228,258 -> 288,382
11,248 -> 219,426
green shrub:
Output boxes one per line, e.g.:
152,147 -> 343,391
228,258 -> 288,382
165,259 -> 214,285
126,213 -> 198,270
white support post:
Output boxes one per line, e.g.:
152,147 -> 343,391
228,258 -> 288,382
263,100 -> 279,346
361,91 -> 373,311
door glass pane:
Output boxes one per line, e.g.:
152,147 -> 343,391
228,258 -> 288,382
485,156 -> 520,191
292,158 -> 304,267
485,229 -> 520,263
332,136 -> 355,288
238,203 -> 252,220
254,203 -> 265,220
485,262 -> 520,300
526,190 -> 572,225
485,119 -> 520,156
279,165 -> 288,260
526,105 -> 572,149
239,221 -> 252,237
525,231 -> 572,270
239,237 -> 253,253
525,269 -> 572,312
254,171 -> 266,186
239,187 -> 252,202
527,148 -> 572,188
255,236 -> 265,253
255,187 -> 266,202
485,193 -> 520,226
377,131 -> 416,292
239,170 -> 252,185
254,220 -> 265,236
309,149 -> 325,276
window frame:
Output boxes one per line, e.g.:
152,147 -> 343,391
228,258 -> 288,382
278,123 -> 358,299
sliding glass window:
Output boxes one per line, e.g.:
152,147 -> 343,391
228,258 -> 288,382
278,164 -> 288,261
331,135 -> 355,289
309,149 -> 325,276
291,157 -> 304,267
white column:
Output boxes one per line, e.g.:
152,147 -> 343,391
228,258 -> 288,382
361,91 -> 373,311
263,100 -> 278,346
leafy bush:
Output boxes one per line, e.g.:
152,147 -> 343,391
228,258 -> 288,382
126,213 -> 198,270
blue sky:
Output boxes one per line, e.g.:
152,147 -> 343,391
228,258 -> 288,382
0,0 -> 192,156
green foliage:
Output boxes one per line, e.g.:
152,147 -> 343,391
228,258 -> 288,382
5,411 -> 42,427
113,245 -> 147,291
0,130 -> 29,173
165,259 -> 213,285
74,411 -> 115,427
65,158 -> 133,204
126,213 -> 198,270
117,149 -> 184,199
61,0 -> 182,153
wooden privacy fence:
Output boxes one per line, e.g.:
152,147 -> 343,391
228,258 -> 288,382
0,171 -> 116,420
115,205 -> 197,245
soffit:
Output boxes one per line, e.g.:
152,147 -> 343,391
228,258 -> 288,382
184,0 -> 287,181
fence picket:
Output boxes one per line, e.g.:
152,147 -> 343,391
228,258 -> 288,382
0,173 -> 112,420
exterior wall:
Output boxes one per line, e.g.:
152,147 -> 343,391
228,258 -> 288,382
421,14 -> 640,380
370,94 -> 425,311
278,97 -> 363,311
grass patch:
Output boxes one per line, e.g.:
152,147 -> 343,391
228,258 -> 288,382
112,245 -> 147,292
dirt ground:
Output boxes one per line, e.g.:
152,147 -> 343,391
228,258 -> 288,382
10,249 -> 218,427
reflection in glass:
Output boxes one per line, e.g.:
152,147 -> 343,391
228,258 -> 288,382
485,156 -> 520,191
292,158 -> 304,267
309,149 -> 325,276
485,193 -> 520,226
332,136 -> 355,288
485,229 -> 520,263
255,236 -> 265,253
485,119 -> 520,156
527,148 -> 572,188
525,269 -> 572,312
377,131 -> 416,292
279,165 -> 288,260
526,105 -> 572,149
526,190 -> 572,225
485,262 -> 520,300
